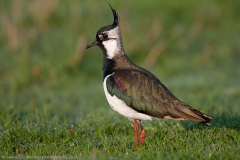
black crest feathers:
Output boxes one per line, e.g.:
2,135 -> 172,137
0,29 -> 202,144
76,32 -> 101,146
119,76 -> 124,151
109,4 -> 119,27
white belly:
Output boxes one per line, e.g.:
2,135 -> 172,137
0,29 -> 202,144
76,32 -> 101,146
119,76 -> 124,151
103,74 -> 152,121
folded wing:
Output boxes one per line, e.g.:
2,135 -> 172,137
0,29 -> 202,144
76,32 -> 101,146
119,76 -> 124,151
106,69 -> 212,124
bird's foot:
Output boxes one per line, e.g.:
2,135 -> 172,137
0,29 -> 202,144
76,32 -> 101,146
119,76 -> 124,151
134,141 -> 139,148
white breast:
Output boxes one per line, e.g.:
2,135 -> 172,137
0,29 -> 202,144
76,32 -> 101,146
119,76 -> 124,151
103,74 -> 152,121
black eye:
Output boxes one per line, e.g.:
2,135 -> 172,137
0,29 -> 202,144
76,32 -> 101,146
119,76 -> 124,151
103,34 -> 108,39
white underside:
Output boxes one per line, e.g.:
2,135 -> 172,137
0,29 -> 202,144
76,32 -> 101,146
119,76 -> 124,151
103,74 -> 152,121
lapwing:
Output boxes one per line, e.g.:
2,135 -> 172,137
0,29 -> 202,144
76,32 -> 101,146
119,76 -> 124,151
86,5 -> 212,147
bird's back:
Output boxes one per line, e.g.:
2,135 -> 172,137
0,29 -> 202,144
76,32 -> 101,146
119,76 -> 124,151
105,54 -> 212,124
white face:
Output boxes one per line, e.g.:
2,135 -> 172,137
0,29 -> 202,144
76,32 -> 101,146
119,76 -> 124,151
99,26 -> 122,59
102,40 -> 118,59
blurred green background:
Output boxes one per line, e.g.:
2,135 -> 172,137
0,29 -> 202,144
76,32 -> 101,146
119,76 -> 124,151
0,0 -> 240,156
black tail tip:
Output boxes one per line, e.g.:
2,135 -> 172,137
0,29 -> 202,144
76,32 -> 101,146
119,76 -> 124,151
200,116 -> 213,126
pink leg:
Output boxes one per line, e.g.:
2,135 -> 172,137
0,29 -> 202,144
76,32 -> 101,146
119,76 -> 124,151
139,121 -> 146,144
133,120 -> 139,147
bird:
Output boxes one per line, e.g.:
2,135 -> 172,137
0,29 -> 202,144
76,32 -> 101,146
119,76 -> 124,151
86,5 -> 212,147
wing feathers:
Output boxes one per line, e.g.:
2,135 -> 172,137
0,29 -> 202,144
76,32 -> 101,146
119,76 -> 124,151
106,69 -> 212,124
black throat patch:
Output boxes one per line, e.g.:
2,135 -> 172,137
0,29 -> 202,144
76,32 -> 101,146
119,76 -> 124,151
103,57 -> 115,80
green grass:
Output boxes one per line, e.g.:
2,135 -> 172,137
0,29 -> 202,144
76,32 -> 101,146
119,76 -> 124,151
0,0 -> 240,159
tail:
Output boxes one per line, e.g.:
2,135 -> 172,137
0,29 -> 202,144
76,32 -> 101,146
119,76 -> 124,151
165,103 -> 212,125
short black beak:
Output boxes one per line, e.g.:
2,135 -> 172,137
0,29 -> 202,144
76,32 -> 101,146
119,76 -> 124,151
86,40 -> 99,49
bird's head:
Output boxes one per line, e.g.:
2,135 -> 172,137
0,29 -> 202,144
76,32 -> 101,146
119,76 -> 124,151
86,5 -> 124,59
